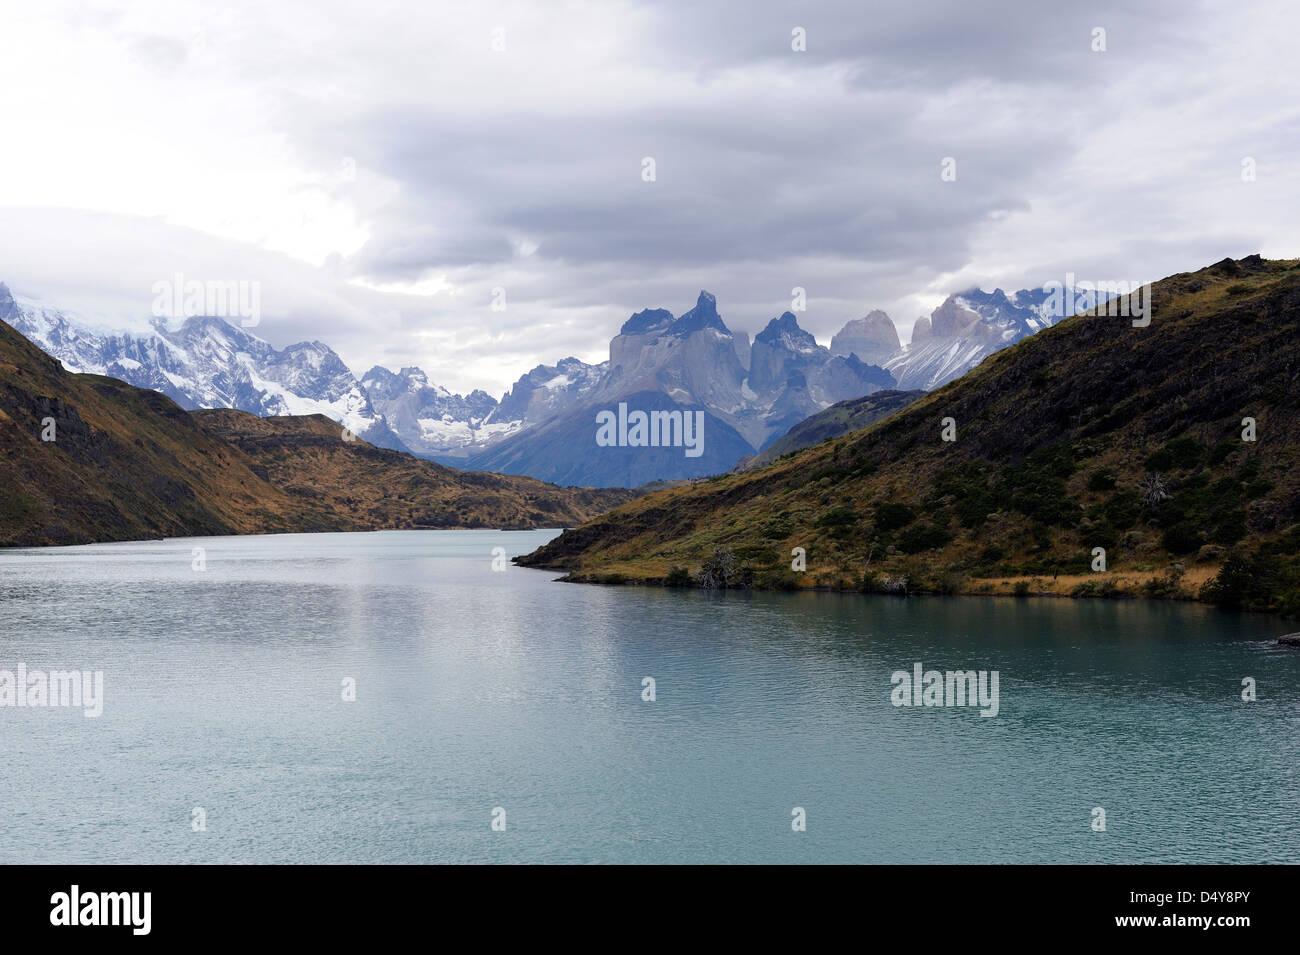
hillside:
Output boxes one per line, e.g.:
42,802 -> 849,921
0,317 -> 630,547
518,256 -> 1300,615
737,389 -> 924,471
197,409 -> 633,530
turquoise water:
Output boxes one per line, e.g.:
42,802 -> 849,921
0,530 -> 1296,864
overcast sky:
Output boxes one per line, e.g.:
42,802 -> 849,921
2,0 -> 1297,396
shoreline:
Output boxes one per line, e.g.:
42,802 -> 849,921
0,525 -> 574,551
528,562 -> 1300,619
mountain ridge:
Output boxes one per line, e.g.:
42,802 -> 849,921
3,275 -> 1105,485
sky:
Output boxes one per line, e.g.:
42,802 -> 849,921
1,0 -> 1298,397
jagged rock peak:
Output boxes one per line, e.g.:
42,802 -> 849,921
755,311 -> 817,349
619,307 -> 674,336
669,290 -> 729,337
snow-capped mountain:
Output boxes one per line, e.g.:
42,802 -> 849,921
0,278 -> 605,465
2,275 -> 1099,488
360,365 -> 505,462
466,292 -> 898,486
493,357 -> 607,428
923,287 -> 1056,343
877,286 -> 1075,391
884,338 -> 997,391
359,356 -> 606,463
582,291 -> 894,453
0,282 -> 408,451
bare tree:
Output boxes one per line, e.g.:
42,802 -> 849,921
1139,472 -> 1170,507
696,546 -> 737,589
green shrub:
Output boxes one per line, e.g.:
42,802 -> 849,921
1209,509 -> 1247,547
897,522 -> 953,554
936,573 -> 969,595
754,567 -> 801,590
733,545 -> 779,565
1058,551 -> 1095,574
997,447 -> 1083,527
1079,519 -> 1118,552
1086,468 -> 1118,492
1145,437 -> 1205,472
873,501 -> 916,532
1200,552 -> 1276,609
934,461 -> 998,528
816,507 -> 859,528
1162,522 -> 1203,555
762,517 -> 795,540
1104,490 -> 1141,529
1071,579 -> 1123,598
1206,440 -> 1237,467
1003,477 -> 1081,526
811,465 -> 850,483
666,566 -> 693,587
1142,567 -> 1187,599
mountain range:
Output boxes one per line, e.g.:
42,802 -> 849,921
0,312 -> 632,547
1,278 -> 1086,487
518,256 -> 1300,616
462,285 -> 1086,486
464,292 -> 901,486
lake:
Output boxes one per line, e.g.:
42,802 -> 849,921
1,529 -> 1296,863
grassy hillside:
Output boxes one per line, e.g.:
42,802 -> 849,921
519,255 -> 1300,615
0,318 -> 630,546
